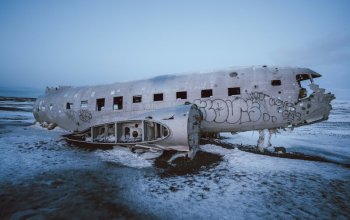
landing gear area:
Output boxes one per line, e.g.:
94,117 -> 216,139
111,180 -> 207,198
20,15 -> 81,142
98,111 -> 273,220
65,104 -> 202,159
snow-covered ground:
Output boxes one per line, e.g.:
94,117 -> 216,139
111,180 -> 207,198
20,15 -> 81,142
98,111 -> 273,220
0,97 -> 349,219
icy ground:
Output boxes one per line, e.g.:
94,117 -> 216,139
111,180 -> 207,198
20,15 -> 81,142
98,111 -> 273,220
0,98 -> 350,219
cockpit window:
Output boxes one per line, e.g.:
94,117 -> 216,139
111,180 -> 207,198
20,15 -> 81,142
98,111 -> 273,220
296,73 -> 318,99
297,74 -> 310,82
296,73 -> 320,82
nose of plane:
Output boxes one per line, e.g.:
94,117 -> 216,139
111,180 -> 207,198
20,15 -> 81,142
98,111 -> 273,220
296,83 -> 335,126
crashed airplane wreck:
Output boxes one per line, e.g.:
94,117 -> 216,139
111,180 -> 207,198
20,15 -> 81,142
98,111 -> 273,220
33,66 -> 335,158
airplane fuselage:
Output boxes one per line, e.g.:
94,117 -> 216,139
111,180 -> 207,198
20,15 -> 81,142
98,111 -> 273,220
34,66 -> 334,134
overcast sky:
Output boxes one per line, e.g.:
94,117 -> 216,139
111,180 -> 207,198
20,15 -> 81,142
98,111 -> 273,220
1,0 -> 349,98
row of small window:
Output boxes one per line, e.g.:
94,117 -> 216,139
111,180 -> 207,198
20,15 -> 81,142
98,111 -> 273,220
66,80 -> 282,111
65,87 -> 242,111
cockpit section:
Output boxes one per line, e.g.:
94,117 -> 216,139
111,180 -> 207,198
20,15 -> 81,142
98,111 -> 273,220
291,70 -> 335,126
296,73 -> 321,99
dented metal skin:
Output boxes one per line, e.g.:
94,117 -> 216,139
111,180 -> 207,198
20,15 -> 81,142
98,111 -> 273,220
33,66 -> 335,156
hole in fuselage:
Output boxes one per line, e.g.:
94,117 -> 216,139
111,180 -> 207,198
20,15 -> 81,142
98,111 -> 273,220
125,127 -> 130,136
296,73 -> 320,99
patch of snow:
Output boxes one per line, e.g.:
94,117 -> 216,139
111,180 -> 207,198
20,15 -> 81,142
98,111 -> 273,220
95,146 -> 153,168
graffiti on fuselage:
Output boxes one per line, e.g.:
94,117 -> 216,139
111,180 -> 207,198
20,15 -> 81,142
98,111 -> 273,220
194,92 -> 301,124
79,110 -> 93,122
268,97 -> 301,121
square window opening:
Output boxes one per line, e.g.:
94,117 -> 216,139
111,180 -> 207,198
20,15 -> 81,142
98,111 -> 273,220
176,91 -> 187,99
201,89 -> 213,98
271,80 -> 282,86
133,95 -> 142,103
96,98 -> 105,111
228,87 -> 241,96
153,93 -> 163,101
113,96 -> 123,110
66,102 -> 73,109
81,100 -> 88,108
